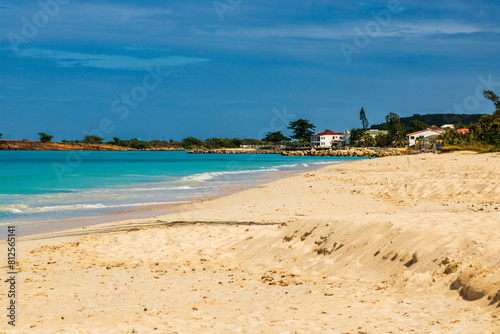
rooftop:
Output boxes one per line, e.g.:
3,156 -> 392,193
312,130 -> 343,137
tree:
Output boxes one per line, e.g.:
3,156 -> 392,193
0,134 -> 2,139
83,135 -> 104,144
39,132 -> 53,143
393,130 -> 407,147
360,107 -> 369,130
181,136 -> 203,149
348,128 -> 365,146
407,120 -> 429,134
483,90 -> 500,127
472,90 -> 500,146
382,113 -> 405,146
288,119 -> 316,143
484,90 -> 500,112
375,134 -> 389,147
362,132 -> 376,146
263,131 -> 290,143
130,139 -> 149,149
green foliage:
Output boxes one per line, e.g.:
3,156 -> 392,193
407,120 -> 429,134
436,90 -> 500,148
130,139 -> 149,149
360,107 -> 369,130
230,138 -> 243,148
362,132 -> 376,146
288,119 -> 316,142
109,137 -> 130,147
436,129 -> 470,146
483,90 -> 500,127
181,136 -> 203,149
474,91 -> 500,146
83,135 -> 104,144
484,90 -> 500,112
375,134 -> 389,147
393,130 -> 407,147
263,131 -> 290,143
38,132 -> 53,143
0,134 -> 2,139
348,128 -> 365,146
382,113 -> 405,145
371,113 -> 484,130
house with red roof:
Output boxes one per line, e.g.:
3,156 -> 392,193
310,130 -> 343,148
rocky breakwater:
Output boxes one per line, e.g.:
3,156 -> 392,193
146,147 -> 186,151
188,148 -> 282,154
281,147 -> 415,158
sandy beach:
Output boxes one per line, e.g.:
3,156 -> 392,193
1,152 -> 500,333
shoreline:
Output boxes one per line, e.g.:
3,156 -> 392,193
2,151 -> 499,332
6,162 -> 342,237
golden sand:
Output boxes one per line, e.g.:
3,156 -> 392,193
2,152 -> 499,333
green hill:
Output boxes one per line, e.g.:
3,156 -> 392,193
370,113 -> 485,130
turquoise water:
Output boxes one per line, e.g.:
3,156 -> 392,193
0,151 -> 364,225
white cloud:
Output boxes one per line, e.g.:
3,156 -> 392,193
205,21 -> 499,41
7,48 -> 210,71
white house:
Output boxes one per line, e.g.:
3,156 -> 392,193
406,125 -> 444,146
367,129 -> 388,138
310,130 -> 343,148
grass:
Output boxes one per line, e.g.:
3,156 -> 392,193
440,144 -> 499,153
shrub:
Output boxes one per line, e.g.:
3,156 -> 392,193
39,132 -> 53,143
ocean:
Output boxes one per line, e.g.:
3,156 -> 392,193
0,151 -> 364,232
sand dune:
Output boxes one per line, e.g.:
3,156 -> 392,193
1,152 -> 499,333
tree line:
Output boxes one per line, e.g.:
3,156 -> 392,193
4,89 -> 498,150
350,90 -> 499,149
435,91 -> 500,150
17,119 -> 318,150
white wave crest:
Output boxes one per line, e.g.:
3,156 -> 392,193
181,168 -> 280,182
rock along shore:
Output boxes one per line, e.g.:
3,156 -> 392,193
188,147 -> 419,157
282,147 -> 418,157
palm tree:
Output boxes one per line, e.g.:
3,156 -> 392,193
393,130 -> 407,147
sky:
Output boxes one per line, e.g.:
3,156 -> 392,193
1,0 -> 499,141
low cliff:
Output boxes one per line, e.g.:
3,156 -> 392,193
0,140 -> 130,151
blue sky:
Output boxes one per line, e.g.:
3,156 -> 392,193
1,0 -> 499,141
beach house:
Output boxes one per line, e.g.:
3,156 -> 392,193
310,130 -> 343,148
406,125 -> 444,146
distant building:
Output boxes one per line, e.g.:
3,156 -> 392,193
456,128 -> 470,134
407,125 -> 444,146
366,129 -> 388,138
310,130 -> 343,148
441,124 -> 455,130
